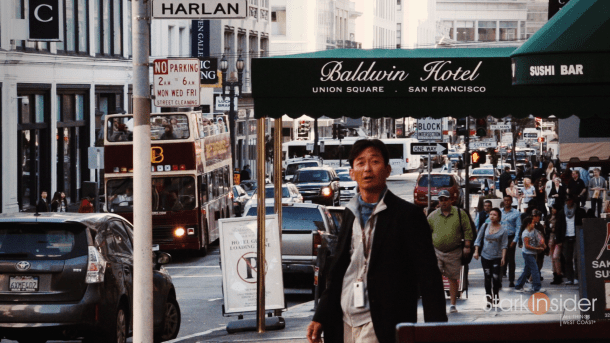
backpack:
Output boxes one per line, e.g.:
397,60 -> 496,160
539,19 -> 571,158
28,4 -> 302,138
457,207 -> 477,265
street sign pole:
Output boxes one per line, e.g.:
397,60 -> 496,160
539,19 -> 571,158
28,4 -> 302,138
132,0 -> 153,341
465,118 -> 470,211
428,152 -> 431,210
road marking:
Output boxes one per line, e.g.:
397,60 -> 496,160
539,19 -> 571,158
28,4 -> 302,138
165,265 -> 220,269
286,300 -> 314,312
170,274 -> 222,278
208,297 -> 222,302
164,326 -> 226,343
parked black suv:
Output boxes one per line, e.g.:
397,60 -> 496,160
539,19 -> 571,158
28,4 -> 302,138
0,213 -> 180,343
292,167 -> 341,206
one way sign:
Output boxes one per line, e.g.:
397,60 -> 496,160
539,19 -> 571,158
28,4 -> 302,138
411,143 -> 448,155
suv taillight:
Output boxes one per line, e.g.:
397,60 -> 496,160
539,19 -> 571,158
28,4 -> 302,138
86,246 -> 107,284
313,232 -> 322,256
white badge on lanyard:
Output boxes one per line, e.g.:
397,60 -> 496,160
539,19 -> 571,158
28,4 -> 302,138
353,281 -> 365,308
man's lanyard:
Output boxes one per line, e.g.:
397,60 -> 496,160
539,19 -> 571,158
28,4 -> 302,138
358,212 -> 376,282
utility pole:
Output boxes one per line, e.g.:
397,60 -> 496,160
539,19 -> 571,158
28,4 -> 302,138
465,118 -> 470,211
132,0 -> 153,341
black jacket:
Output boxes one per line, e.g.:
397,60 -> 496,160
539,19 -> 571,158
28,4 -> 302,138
36,199 -> 49,212
312,191 -> 447,343
499,171 -> 512,194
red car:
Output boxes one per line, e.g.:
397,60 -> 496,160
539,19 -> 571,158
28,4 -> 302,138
413,172 -> 463,207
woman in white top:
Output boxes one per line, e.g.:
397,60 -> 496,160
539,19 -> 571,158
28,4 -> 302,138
521,177 -> 536,212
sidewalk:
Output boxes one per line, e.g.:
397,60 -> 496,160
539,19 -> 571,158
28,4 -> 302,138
173,265 -> 581,343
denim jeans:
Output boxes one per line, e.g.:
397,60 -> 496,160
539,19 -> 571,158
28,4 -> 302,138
516,253 -> 542,291
481,257 -> 502,297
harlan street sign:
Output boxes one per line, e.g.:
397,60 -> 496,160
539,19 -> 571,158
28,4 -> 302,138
490,123 -> 511,130
411,143 -> 448,155
469,141 -> 497,149
152,0 -> 247,19
417,117 -> 442,141
153,58 -> 201,107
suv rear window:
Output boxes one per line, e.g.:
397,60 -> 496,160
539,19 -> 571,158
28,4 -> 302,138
0,223 -> 88,260
418,175 -> 454,187
265,187 -> 291,198
295,170 -> 330,182
286,162 -> 320,175
245,207 -> 326,232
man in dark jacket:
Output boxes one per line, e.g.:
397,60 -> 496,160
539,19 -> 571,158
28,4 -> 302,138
306,139 -> 447,343
499,166 -> 513,196
36,191 -> 50,212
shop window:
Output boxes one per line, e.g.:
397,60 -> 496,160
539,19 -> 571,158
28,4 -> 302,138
478,21 -> 497,42
500,21 -> 518,41
456,21 -> 475,42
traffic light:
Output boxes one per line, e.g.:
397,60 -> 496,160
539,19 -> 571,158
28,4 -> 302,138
298,120 -> 310,138
471,150 -> 486,167
456,117 -> 467,136
475,118 -> 487,137
537,137 -> 545,143
332,123 -> 338,139
337,124 -> 346,140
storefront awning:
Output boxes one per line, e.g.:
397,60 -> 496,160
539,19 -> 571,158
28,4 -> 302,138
251,48 -> 609,120
511,0 -> 610,86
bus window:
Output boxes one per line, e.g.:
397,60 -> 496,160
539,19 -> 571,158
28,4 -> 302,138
150,114 -> 189,140
199,175 -> 208,203
107,117 -> 133,142
386,144 -> 404,160
212,171 -> 219,198
224,166 -> 230,193
207,173 -> 213,201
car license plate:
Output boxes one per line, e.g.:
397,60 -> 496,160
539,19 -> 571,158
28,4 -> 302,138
305,200 -> 313,203
9,275 -> 39,292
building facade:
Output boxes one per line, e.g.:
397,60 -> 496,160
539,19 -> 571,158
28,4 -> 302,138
436,0 -> 529,47
1,0 -> 133,213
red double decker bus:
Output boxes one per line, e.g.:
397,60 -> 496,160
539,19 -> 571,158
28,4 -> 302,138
103,112 -> 233,254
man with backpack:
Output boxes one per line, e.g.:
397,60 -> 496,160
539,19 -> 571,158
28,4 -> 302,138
428,190 -> 475,313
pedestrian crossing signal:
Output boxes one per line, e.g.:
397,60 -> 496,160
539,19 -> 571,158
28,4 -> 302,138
537,137 -> 545,142
471,151 -> 486,166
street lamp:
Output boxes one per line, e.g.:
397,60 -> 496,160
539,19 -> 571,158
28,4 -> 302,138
219,54 -> 244,169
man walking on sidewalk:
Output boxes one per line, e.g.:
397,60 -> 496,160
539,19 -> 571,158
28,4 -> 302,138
306,139 -> 447,343
428,190 -> 475,314
500,195 -> 522,287
475,200 -> 492,235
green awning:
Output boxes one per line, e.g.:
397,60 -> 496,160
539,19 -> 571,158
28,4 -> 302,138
251,47 -> 610,120
511,0 -> 610,85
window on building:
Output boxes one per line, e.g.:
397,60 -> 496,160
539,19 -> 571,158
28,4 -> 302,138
271,9 -> 286,35
456,21 -> 475,42
500,21 -> 518,41
478,21 -> 496,42
56,0 -> 88,53
94,0 -> 122,56
396,23 -> 401,48
260,37 -> 268,57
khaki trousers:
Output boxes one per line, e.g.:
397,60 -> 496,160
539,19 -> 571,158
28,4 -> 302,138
343,321 -> 379,343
